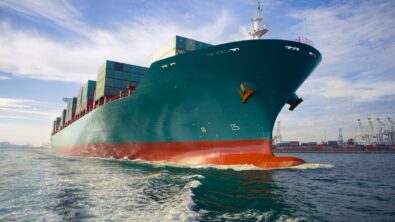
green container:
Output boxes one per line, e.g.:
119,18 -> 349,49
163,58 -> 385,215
95,61 -> 148,99
106,60 -> 115,70
131,74 -> 141,82
121,80 -> 128,88
114,79 -> 121,87
176,36 -> 186,49
114,71 -> 122,79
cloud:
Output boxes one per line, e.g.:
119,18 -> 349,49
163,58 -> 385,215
0,0 -> 90,37
300,76 -> 395,102
274,0 -> 395,142
288,0 -> 395,97
0,98 -> 57,121
0,1 -> 238,82
0,76 -> 10,80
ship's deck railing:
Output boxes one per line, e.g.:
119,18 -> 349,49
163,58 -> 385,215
52,87 -> 136,135
295,36 -> 314,47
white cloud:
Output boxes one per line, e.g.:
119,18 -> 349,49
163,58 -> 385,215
288,1 -> 395,98
0,76 -> 10,80
0,0 -> 90,37
0,98 -> 37,108
274,0 -> 395,142
0,98 -> 57,120
300,76 -> 395,102
0,1 -> 239,82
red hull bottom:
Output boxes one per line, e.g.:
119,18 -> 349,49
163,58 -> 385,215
57,139 -> 305,170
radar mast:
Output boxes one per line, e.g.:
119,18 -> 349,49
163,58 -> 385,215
249,1 -> 269,39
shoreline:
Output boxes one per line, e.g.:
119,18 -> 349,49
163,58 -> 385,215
274,150 -> 395,154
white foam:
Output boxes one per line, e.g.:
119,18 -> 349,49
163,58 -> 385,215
164,179 -> 201,222
91,156 -> 336,171
121,159 -> 262,171
215,209 -> 272,221
290,163 -> 334,169
75,163 -> 202,222
276,215 -> 308,222
181,174 -> 205,180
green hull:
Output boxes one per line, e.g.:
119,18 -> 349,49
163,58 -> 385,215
51,39 -> 321,151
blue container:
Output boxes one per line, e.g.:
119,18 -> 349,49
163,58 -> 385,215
105,78 -> 113,87
114,62 -> 123,71
106,69 -> 115,78
377,146 -> 389,151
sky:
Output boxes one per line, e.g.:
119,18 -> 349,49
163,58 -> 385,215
0,0 -> 394,146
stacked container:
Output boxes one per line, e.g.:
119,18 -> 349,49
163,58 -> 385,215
65,97 -> 78,123
53,60 -> 148,133
151,35 -> 212,62
79,80 -> 96,113
60,109 -> 66,128
95,60 -> 148,100
75,87 -> 83,116
52,120 -> 57,134
56,117 -> 61,131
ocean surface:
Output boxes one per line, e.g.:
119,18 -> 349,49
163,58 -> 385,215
0,148 -> 394,222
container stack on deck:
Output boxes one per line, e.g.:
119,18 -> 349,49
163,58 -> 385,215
95,60 -> 147,104
151,35 -> 212,62
60,109 -> 66,129
55,117 -> 61,130
75,87 -> 83,118
52,36 -> 211,135
79,80 -> 96,115
65,97 -> 77,124
52,60 -> 148,134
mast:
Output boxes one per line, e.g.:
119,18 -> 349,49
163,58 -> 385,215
249,1 -> 269,39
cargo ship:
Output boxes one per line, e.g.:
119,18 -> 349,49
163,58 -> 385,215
51,4 -> 322,169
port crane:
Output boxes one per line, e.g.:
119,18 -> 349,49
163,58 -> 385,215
356,119 -> 367,145
376,118 -> 385,144
273,121 -> 282,145
367,117 -> 377,144
388,117 -> 395,144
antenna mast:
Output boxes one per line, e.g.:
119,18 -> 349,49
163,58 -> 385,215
249,1 -> 269,39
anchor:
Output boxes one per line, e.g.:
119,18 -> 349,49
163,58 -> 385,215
237,82 -> 254,104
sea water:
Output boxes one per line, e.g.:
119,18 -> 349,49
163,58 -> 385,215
1,148 -> 394,222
